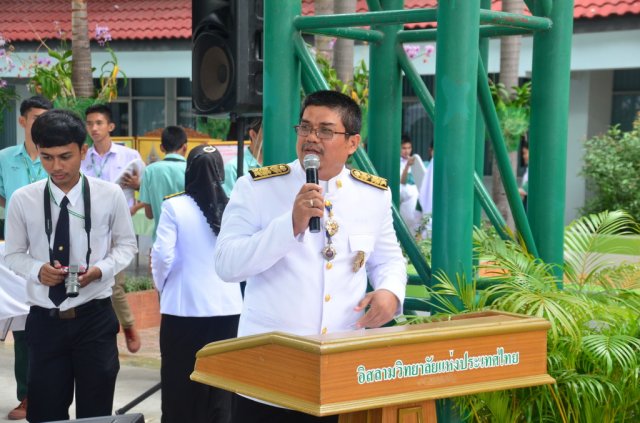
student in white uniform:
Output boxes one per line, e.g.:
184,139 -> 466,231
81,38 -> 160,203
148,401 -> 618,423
152,144 -> 243,423
214,90 -> 407,423
4,109 -> 137,422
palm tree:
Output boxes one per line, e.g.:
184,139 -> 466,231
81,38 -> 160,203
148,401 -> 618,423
71,0 -> 94,98
314,0 -> 335,64
333,0 -> 357,85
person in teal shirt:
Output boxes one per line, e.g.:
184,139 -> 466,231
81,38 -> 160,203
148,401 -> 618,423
0,95 -> 52,421
139,126 -> 188,240
222,118 -> 262,196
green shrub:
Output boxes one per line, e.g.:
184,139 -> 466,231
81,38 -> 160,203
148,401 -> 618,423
123,276 -> 154,293
582,116 -> 640,222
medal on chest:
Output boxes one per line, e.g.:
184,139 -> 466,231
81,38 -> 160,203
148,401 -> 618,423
321,200 -> 338,265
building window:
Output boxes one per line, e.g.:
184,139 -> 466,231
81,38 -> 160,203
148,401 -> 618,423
611,68 -> 640,131
401,74 -> 435,162
176,78 -> 195,129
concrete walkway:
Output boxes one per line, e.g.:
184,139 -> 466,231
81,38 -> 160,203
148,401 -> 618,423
1,326 -> 162,422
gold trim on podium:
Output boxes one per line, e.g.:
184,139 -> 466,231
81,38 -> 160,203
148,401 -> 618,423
192,311 -> 555,420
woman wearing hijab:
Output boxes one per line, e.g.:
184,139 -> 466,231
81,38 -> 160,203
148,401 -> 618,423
152,145 -> 243,423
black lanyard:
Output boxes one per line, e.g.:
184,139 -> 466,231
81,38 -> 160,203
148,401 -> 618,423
163,157 -> 184,162
44,175 -> 92,268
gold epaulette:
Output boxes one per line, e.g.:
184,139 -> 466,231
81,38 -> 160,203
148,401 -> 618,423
163,191 -> 185,201
350,169 -> 388,190
249,164 -> 290,181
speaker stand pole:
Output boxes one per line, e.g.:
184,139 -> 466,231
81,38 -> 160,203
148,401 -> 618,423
115,382 -> 161,415
232,113 -> 246,178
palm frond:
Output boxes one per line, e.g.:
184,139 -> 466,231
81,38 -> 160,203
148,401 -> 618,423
564,210 -> 640,286
578,334 -> 640,376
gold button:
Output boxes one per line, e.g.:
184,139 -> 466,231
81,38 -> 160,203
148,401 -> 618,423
336,179 -> 342,188
326,262 -> 333,270
324,294 -> 331,302
321,327 -> 328,334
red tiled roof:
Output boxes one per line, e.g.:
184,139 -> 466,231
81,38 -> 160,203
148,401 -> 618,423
575,0 -> 640,18
2,0 -> 191,42
1,1 -> 638,43
303,0 -> 640,21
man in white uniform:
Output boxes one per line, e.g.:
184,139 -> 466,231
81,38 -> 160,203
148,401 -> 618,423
215,90 -> 407,423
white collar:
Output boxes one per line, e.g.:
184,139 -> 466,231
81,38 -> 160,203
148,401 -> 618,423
49,175 -> 84,208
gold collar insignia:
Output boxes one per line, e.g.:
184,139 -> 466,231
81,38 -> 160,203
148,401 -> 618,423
350,169 -> 388,190
249,164 -> 291,180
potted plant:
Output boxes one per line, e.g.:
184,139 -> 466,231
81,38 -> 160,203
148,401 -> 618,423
123,275 -> 160,329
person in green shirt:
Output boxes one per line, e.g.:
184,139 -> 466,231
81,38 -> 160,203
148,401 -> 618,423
139,126 -> 188,240
222,118 -> 263,196
0,95 -> 52,421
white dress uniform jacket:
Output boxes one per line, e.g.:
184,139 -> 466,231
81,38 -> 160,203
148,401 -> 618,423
215,160 -> 407,338
152,194 -> 243,317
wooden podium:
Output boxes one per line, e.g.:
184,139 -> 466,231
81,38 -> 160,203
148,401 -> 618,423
192,311 -> 554,422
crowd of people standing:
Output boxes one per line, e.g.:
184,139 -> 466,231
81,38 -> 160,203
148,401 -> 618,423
0,90 -> 408,423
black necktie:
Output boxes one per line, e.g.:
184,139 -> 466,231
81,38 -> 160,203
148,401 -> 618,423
48,196 -> 70,306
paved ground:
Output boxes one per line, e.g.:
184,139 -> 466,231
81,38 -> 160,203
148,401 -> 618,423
0,317 -> 163,422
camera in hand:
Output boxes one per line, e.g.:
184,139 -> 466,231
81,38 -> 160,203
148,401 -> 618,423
64,265 -> 82,297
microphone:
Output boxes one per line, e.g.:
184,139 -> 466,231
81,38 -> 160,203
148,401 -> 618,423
303,154 -> 321,233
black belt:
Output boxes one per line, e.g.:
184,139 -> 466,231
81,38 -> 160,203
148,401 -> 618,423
30,297 -> 112,320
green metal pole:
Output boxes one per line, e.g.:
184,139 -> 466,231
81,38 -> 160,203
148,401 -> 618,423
301,27 -> 383,43
432,7 -> 480,423
396,43 -> 511,249
479,10 -> 552,31
293,8 -> 437,30
528,0 -> 574,284
294,34 -> 327,94
475,0 -> 491,238
398,25 -> 539,43
263,1 -> 301,165
368,0 -> 403,206
477,57 -> 539,257
431,0 -> 480,301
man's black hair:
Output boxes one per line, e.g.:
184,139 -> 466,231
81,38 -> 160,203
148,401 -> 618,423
31,109 -> 87,149
161,126 -> 188,152
19,95 -> 53,116
85,103 -> 113,123
247,117 -> 262,133
401,133 -> 412,145
300,90 -> 361,135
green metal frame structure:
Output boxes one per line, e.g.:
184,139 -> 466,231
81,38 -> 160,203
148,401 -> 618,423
262,0 -> 574,309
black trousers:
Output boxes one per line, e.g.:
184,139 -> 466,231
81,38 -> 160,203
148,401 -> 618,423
25,298 -> 120,423
160,313 -> 240,423
233,395 -> 340,423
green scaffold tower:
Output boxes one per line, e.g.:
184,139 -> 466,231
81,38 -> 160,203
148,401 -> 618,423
261,0 -> 573,311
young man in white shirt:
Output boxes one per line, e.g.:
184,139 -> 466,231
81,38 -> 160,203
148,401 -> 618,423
5,109 -> 137,422
81,103 -> 143,353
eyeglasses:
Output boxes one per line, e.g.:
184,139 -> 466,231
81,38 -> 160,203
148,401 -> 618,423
294,124 -> 352,140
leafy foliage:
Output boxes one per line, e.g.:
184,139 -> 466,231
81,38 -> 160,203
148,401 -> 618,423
582,116 -> 640,222
196,116 -> 231,140
315,53 -> 369,141
408,211 -> 640,422
124,276 -> 154,293
489,80 -> 531,152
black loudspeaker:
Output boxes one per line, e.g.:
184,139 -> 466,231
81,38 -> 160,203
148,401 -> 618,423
192,0 -> 264,115
46,413 -> 144,423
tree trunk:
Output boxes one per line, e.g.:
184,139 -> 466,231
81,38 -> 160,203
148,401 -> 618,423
492,0 -> 524,230
71,0 -> 94,98
333,0 -> 356,85
314,0 -> 334,64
